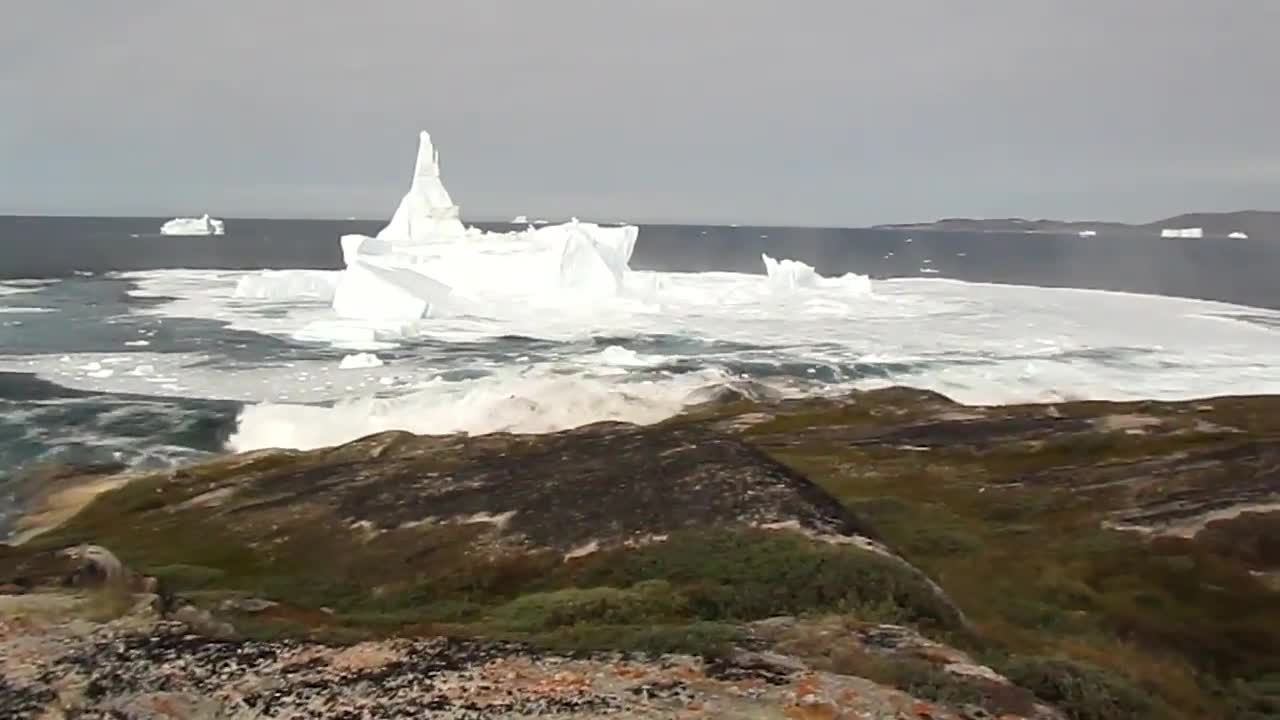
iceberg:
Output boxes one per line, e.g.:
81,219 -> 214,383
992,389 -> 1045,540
324,131 -> 639,322
161,214 -> 225,236
338,352 -> 384,370
234,270 -> 341,301
1229,231 -> 1249,239
511,215 -> 529,224
375,131 -> 467,245
763,254 -> 822,290
1077,229 -> 1097,237
1160,227 -> 1204,239
331,261 -> 453,322
762,254 -> 872,294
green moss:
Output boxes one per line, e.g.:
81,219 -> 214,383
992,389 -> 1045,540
756,411 -> 1280,719
492,581 -> 688,631
564,529 -> 963,630
998,656 -> 1162,720
146,564 -> 226,591
827,648 -> 1039,718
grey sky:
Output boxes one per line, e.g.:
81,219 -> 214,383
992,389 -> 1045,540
2,1 -> 1277,225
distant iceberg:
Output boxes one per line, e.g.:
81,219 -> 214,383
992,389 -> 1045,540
511,215 -> 529,224
161,214 -> 224,236
1077,229 -> 1097,237
1229,231 -> 1249,239
1160,227 -> 1203,239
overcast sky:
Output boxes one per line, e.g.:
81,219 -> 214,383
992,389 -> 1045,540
2,2 -> 1277,225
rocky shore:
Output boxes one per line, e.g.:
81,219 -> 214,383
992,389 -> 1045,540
4,387 -> 1279,718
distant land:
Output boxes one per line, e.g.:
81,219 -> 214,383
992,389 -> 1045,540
875,209 -> 1279,239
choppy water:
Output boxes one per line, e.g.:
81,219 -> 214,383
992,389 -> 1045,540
2,215 -> 1280,537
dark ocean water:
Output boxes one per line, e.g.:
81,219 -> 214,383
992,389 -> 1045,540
3,215 -> 1279,309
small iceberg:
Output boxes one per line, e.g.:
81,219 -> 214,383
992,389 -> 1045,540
1229,231 -> 1249,239
338,352 -> 384,370
511,215 -> 529,224
161,214 -> 225,236
1078,229 -> 1097,237
762,254 -> 871,293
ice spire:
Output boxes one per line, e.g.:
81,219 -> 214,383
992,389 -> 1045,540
377,130 -> 465,244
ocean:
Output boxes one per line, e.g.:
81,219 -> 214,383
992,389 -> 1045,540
3,214 -> 1280,536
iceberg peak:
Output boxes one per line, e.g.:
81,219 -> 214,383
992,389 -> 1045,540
377,131 -> 465,245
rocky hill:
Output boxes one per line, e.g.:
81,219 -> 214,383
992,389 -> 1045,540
876,209 -> 1279,239
4,387 -> 1280,718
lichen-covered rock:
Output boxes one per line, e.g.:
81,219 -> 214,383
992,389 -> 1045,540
6,387 -> 1280,718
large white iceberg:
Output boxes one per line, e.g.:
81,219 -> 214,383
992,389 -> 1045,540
325,131 -> 640,323
161,214 -> 225,236
331,260 -> 453,322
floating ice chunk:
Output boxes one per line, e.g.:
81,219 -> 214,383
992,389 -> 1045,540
331,261 -> 453,322
1161,227 -> 1204,238
762,254 -> 821,289
511,215 -> 529,224
592,345 -> 665,368
161,214 -> 225,236
547,221 -> 637,296
124,340 -> 150,347
1229,231 -> 1249,239
761,254 -> 872,294
1078,229 -> 1097,237
338,352 -> 384,370
234,270 -> 342,301
921,267 -> 941,274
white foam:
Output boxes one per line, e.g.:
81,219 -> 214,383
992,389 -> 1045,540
228,367 -> 729,452
0,306 -> 56,314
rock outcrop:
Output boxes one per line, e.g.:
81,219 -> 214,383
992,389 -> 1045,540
5,387 -> 1280,718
